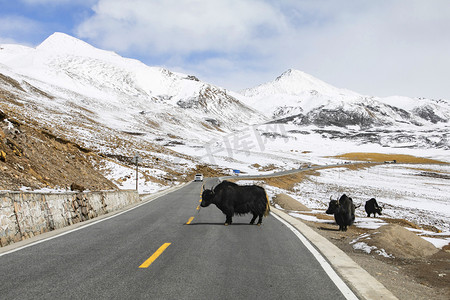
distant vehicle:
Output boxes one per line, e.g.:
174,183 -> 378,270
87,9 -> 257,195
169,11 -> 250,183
384,160 -> 397,164
194,174 -> 203,182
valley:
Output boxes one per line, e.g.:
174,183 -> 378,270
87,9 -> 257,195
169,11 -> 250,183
1,31 -> 449,254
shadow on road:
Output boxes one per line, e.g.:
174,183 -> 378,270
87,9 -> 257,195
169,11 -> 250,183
187,222 -> 259,226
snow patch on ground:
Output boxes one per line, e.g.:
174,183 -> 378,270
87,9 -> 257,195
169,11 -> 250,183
292,164 -> 450,233
350,233 -> 395,258
234,163 -> 450,250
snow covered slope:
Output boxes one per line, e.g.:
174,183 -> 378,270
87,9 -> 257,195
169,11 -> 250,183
0,33 -> 265,146
241,69 -> 450,127
0,33 -> 270,190
241,69 -> 360,115
240,69 -> 450,150
0,33 -> 449,187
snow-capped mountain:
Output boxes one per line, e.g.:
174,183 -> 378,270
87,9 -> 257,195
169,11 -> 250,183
0,32 -> 449,191
239,69 -> 449,150
0,33 -> 271,190
0,33 -> 265,147
241,69 -> 450,128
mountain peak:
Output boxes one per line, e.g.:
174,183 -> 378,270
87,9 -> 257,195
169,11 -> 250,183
243,68 -> 353,98
275,68 -> 305,80
36,32 -> 119,60
275,69 -> 331,89
37,32 -> 91,52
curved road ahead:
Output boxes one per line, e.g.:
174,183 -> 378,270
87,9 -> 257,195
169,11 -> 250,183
1,182 -> 355,299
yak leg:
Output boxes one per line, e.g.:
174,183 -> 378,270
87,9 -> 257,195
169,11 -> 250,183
250,214 -> 257,224
225,215 -> 233,226
257,214 -> 263,225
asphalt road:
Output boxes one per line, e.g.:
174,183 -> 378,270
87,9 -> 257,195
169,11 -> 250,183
220,162 -> 378,182
1,182 -> 351,299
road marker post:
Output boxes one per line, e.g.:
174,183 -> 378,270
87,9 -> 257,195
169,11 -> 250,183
131,153 -> 143,192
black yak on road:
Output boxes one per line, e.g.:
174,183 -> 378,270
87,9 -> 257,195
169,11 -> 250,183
200,181 -> 270,225
326,194 -> 356,231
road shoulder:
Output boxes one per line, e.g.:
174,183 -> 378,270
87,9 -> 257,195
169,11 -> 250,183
271,207 -> 398,300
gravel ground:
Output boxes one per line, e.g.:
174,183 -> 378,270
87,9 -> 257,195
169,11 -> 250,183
297,217 -> 450,300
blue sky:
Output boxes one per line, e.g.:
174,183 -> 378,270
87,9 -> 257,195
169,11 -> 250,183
1,0 -> 450,99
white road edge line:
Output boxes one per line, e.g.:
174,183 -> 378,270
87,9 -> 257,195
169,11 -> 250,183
0,184 -> 187,258
271,212 -> 359,300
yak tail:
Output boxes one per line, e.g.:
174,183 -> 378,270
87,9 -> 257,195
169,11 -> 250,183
264,191 -> 271,217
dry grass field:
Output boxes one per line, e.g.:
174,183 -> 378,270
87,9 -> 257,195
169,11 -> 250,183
332,152 -> 448,164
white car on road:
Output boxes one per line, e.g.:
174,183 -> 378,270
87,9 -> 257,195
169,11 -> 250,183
194,174 -> 203,182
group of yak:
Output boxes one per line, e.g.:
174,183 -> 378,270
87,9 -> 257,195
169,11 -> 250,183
201,180 -> 383,230
325,194 -> 382,231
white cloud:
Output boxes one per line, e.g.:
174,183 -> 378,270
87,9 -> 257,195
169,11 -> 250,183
77,0 -> 287,55
74,0 -> 450,99
281,0 -> 450,99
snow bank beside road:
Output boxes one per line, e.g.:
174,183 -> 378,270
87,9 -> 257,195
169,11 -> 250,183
292,164 -> 450,233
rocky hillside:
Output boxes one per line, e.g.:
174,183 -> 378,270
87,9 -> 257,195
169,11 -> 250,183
0,108 -> 116,191
0,106 -> 229,191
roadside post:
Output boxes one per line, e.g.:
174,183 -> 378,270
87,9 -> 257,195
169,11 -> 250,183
132,153 -> 142,192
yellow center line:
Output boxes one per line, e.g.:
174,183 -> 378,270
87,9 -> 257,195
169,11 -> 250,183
186,216 -> 194,224
196,205 -> 200,210
139,243 -> 171,269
